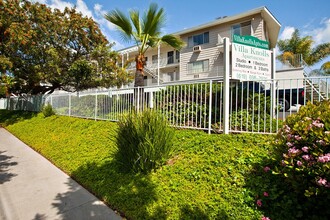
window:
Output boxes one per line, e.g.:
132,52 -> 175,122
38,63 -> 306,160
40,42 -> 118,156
187,60 -> 209,74
231,21 -> 251,36
152,55 -> 158,64
232,24 -> 241,36
152,76 -> 157,83
144,56 -> 148,66
166,72 -> 179,82
175,50 -> 180,61
167,51 -> 174,64
188,32 -> 209,47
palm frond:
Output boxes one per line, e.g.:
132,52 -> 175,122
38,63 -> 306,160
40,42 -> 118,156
104,9 -> 133,43
142,3 -> 165,38
129,9 -> 141,40
161,35 -> 185,50
308,43 -> 330,65
321,61 -> 330,74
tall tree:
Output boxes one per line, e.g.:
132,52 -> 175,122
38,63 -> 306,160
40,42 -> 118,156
321,61 -> 330,74
0,0 -> 131,95
277,29 -> 330,67
105,3 -> 184,87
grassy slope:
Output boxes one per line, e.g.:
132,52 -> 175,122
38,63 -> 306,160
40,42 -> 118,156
1,110 -> 274,219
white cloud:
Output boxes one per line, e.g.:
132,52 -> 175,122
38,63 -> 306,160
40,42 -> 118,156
308,18 -> 330,44
76,0 -> 93,18
33,0 -> 48,4
279,26 -> 295,40
49,0 -> 73,12
94,3 -> 104,17
47,0 -> 93,18
33,0 -> 120,46
93,3 -> 116,31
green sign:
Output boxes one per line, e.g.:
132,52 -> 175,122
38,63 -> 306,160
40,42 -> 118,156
233,34 -> 269,50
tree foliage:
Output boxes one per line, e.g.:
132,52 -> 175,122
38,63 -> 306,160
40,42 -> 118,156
277,29 -> 330,68
105,3 -> 184,87
0,0 -> 132,95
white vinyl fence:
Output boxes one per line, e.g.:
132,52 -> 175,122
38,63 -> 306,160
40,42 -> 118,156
3,76 -> 330,134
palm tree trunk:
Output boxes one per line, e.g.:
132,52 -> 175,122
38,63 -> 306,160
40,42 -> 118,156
134,54 -> 145,87
134,54 -> 145,111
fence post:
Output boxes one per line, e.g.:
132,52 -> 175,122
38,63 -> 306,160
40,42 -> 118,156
208,80 -> 213,134
95,92 -> 98,120
69,93 -> 71,116
137,87 -> 140,112
271,48 -> 276,121
223,37 -> 230,134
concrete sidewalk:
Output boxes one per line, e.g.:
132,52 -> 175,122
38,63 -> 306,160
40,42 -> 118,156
0,128 -> 122,220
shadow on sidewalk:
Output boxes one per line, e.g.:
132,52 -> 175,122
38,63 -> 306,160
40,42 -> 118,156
52,177 -> 120,220
32,176 -> 121,220
0,150 -> 18,184
68,161 -> 163,219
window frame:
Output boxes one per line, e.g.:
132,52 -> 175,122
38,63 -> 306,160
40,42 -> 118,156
152,55 -> 158,64
187,32 -> 210,47
231,20 -> 252,37
187,59 -> 209,74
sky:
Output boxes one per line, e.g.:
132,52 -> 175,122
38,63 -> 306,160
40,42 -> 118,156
34,0 -> 330,69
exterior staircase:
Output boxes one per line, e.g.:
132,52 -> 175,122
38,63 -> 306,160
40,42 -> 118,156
144,67 -> 163,84
304,79 -> 327,102
303,64 -> 328,103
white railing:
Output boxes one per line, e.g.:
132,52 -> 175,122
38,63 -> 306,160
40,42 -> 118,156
142,65 -> 225,86
145,56 -> 179,69
4,76 -> 330,134
126,56 -> 179,71
0,98 -> 6,109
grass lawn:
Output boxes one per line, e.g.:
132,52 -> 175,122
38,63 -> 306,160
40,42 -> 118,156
1,110 -> 276,219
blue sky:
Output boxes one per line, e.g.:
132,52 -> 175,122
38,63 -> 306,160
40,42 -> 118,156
35,0 -> 330,69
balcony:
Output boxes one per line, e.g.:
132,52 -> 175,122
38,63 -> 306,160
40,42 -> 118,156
126,56 -> 179,70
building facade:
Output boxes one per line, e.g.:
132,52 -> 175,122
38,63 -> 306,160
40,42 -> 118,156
118,6 -> 281,86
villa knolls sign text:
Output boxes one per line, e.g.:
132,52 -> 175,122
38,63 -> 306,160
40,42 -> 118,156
233,34 -> 269,49
232,35 -> 272,81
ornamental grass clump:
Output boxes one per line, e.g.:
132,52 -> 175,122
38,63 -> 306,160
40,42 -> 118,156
115,108 -> 175,173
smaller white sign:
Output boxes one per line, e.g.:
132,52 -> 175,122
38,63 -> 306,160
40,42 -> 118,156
232,43 -> 272,81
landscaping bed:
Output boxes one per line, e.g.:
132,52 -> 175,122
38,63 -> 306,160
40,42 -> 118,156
0,110 -> 299,219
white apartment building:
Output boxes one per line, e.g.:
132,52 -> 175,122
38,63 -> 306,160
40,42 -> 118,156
118,6 -> 281,86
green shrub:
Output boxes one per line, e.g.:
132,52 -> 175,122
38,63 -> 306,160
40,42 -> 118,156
115,109 -> 175,173
42,104 -> 55,117
269,100 -> 330,218
275,101 -> 330,195
229,109 -> 282,133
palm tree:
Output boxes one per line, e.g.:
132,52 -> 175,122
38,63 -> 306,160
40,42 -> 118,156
321,61 -> 330,74
277,29 -> 330,67
105,3 -> 184,87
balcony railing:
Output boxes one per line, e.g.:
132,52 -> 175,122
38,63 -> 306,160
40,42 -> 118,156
276,54 -> 304,71
126,56 -> 179,70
